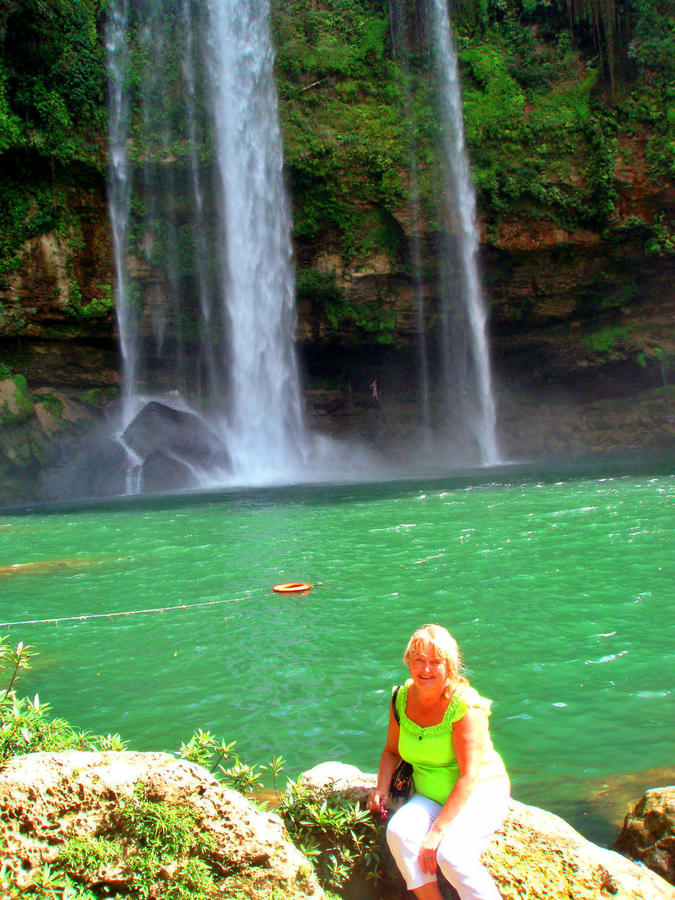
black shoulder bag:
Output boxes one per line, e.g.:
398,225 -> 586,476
389,685 -> 413,803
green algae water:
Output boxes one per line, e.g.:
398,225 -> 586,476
1,457 -> 673,844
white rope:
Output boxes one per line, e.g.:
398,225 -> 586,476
0,596 -> 245,629
0,549 -> 443,630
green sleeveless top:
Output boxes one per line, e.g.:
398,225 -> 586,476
395,679 -> 508,805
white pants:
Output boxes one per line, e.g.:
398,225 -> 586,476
386,780 -> 509,899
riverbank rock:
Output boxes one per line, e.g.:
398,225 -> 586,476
0,751 -> 324,899
301,761 -> 377,802
302,763 -> 675,899
486,799 -> 674,900
613,786 -> 675,885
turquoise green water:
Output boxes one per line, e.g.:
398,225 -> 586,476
1,458 -> 673,844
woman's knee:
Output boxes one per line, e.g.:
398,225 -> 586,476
436,837 -> 479,877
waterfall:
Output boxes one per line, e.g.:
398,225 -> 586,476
103,0 -> 498,496
428,0 -> 499,464
206,0 -> 305,476
105,0 -> 132,413
105,0 -> 306,490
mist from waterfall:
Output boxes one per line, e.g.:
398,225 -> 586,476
106,0 -> 306,488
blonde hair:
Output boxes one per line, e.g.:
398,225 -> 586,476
403,624 -> 467,693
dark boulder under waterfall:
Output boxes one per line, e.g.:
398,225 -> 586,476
121,401 -> 232,491
37,401 -> 232,502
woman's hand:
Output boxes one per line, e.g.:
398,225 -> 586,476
367,789 -> 388,818
418,828 -> 442,873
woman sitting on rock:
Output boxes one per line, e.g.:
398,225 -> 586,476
368,624 -> 509,900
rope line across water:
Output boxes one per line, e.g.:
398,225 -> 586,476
0,596 -> 245,629
0,551 -> 445,630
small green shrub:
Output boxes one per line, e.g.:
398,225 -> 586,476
580,325 -> 630,356
59,786 -> 217,900
67,283 -> 114,320
644,215 -> 675,256
83,387 -> 117,406
40,393 -> 64,420
296,267 -> 344,314
277,778 -> 384,893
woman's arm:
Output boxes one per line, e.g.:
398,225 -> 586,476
418,707 -> 488,872
367,701 -> 401,816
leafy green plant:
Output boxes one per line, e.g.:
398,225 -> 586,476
644,215 -> 675,256
0,637 -> 128,764
276,778 -> 384,893
580,325 -> 630,356
59,785 -> 217,900
177,728 -> 270,794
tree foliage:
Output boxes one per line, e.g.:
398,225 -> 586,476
0,0 -> 106,166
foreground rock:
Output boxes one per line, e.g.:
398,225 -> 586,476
485,800 -> 674,900
614,786 -> 675,886
302,762 -> 675,900
0,751 -> 323,900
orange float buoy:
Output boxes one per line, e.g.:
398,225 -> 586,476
273,582 -> 312,594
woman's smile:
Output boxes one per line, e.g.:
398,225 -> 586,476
409,651 -> 448,691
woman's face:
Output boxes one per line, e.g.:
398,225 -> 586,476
408,645 -> 449,693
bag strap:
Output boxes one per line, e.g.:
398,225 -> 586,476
391,684 -> 401,724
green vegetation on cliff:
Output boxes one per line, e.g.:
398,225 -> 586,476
272,0 -> 674,251
273,0 -> 407,256
0,0 -> 671,274
0,0 -> 107,308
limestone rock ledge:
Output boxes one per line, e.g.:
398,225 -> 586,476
485,800 -> 674,900
0,751 -> 324,899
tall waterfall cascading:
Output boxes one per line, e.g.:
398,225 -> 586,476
206,0 -> 305,476
105,0 -> 306,490
428,0 -> 499,464
105,0 -> 132,412
389,0 -> 499,465
104,0 -> 498,495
